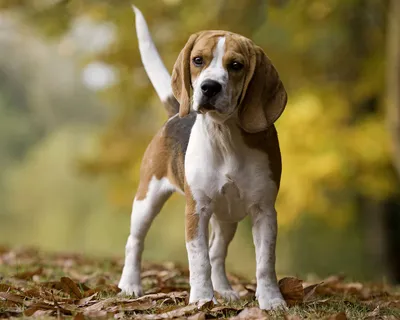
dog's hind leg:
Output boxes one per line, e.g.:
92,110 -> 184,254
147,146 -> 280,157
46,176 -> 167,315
209,216 -> 239,301
118,176 -> 174,296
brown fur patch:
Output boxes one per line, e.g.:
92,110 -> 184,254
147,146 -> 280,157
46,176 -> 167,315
184,183 -> 198,242
241,125 -> 282,190
135,113 -> 196,201
163,95 -> 180,118
135,127 -> 184,200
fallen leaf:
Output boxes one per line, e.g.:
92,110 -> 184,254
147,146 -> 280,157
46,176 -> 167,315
188,312 -> 206,320
73,313 -> 85,320
210,305 -> 242,313
303,282 -> 323,302
27,309 -> 55,317
83,297 -> 115,313
141,304 -> 198,319
364,306 -> 380,319
75,292 -> 98,306
0,292 -> 27,305
23,288 -> 42,298
230,307 -> 269,320
24,302 -> 56,316
13,267 -> 43,280
82,310 -> 112,319
60,277 -> 82,299
197,299 -> 214,310
136,291 -> 188,302
109,300 -> 156,312
0,284 -> 14,292
279,277 -> 304,306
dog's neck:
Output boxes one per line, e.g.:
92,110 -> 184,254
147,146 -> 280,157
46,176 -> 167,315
194,113 -> 243,162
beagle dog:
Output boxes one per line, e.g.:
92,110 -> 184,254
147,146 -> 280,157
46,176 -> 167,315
118,6 -> 288,310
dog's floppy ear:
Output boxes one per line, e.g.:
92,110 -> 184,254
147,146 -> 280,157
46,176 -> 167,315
238,45 -> 287,133
171,33 -> 199,118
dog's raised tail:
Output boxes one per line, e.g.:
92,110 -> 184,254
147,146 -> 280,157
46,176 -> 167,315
132,6 -> 179,117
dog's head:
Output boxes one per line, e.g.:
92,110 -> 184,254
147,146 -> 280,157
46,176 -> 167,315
171,31 -> 287,133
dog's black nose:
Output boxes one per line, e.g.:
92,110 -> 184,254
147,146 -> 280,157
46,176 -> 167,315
201,80 -> 222,97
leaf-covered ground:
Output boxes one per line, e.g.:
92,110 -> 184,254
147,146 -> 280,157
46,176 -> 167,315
0,247 -> 399,319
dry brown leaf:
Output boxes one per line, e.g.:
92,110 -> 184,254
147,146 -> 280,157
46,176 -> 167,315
83,297 -> 115,313
325,312 -> 347,320
364,306 -> 380,319
27,309 -> 55,317
0,283 -> 14,292
40,281 -> 64,291
279,277 -> 304,306
137,291 -> 188,302
197,299 -> 214,310
73,313 -> 85,320
23,301 -> 74,317
210,305 -> 242,313
230,307 -> 269,320
13,267 -> 43,280
24,305 -> 53,317
109,300 -> 156,312
141,304 -> 198,319
75,292 -> 98,306
303,282 -> 323,302
60,277 -> 83,299
188,312 -> 206,320
0,292 -> 28,305
244,284 -> 256,293
83,310 -> 113,319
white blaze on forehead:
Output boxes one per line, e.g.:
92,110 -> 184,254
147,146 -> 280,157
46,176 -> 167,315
192,36 -> 228,112
210,37 -> 226,72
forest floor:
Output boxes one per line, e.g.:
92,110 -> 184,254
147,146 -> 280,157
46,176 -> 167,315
0,247 -> 399,319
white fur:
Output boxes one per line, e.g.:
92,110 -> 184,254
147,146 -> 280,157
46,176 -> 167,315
250,205 -> 286,310
184,115 -> 286,309
209,216 -> 239,301
132,6 -> 173,102
119,176 -> 175,296
192,37 -> 232,115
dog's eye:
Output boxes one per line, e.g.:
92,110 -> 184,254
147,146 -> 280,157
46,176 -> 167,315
229,61 -> 244,71
192,56 -> 204,67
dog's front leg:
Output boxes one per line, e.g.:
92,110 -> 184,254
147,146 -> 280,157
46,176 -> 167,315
251,206 -> 287,310
185,195 -> 214,304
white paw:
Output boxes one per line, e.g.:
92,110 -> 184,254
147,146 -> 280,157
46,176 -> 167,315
189,286 -> 214,304
216,289 -> 240,302
258,296 -> 287,311
118,280 -> 143,297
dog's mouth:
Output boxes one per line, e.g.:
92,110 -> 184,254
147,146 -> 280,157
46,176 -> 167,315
196,103 -> 217,114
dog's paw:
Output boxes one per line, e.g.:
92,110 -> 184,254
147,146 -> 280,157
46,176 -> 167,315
215,289 -> 240,302
118,281 -> 143,297
258,296 -> 287,311
189,286 -> 214,304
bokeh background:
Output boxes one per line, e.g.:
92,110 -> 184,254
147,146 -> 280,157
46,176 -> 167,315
0,0 -> 399,283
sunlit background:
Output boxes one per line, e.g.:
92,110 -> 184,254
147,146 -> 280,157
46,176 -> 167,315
0,0 -> 399,283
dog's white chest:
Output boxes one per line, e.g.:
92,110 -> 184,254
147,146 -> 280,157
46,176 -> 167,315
185,116 -> 277,222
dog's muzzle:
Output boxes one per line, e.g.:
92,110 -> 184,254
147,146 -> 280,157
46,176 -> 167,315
197,80 -> 222,114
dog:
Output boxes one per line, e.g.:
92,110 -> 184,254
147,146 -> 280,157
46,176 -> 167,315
118,6 -> 288,310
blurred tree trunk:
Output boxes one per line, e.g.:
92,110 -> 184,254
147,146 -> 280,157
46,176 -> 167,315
387,0 -> 400,177
384,0 -> 400,283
